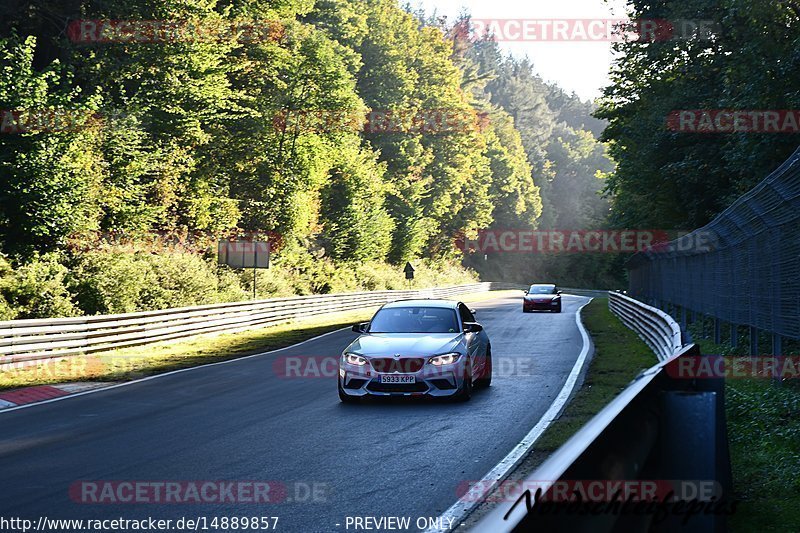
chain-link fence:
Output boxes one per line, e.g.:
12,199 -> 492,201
627,146 -> 800,350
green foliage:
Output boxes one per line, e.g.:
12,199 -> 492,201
0,35 -> 104,256
0,298 -> 13,320
0,0 -> 617,317
0,256 -> 16,320
0,254 -> 81,318
318,138 -> 394,261
691,328 -> 800,532
596,0 -> 800,230
69,249 -> 249,314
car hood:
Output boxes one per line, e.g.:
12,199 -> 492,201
345,333 -> 464,357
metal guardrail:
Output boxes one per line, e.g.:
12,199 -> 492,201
473,293 -> 731,533
561,287 -> 616,298
0,282 -> 521,366
609,291 -> 683,360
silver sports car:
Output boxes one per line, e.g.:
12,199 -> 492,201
338,299 -> 492,402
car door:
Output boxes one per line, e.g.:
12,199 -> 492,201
458,303 -> 482,379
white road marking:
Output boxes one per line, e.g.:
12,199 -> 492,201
423,297 -> 594,533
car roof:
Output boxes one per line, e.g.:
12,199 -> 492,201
529,283 -> 556,288
381,299 -> 461,309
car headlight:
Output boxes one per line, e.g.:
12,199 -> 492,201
343,352 -> 367,366
428,353 -> 461,366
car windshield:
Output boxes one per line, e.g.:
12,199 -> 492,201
368,306 -> 459,333
529,285 -> 556,294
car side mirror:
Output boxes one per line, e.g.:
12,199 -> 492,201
524,290 -> 528,295
469,308 -> 477,315
463,322 -> 483,333
557,291 -> 562,295
352,322 -> 369,333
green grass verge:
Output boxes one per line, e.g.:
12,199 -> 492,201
533,297 -> 655,451
690,333 -> 800,533
0,289 -> 522,392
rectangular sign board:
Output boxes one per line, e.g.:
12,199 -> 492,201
218,240 -> 270,269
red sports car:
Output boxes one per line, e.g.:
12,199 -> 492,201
522,284 -> 562,313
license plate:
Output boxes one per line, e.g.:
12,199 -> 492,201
380,375 -> 415,384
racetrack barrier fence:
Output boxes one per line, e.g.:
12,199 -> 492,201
0,282 -> 526,368
627,146 -> 800,354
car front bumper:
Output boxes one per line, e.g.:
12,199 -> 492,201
338,359 -> 466,398
523,299 -> 561,310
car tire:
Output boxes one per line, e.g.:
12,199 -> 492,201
475,346 -> 492,388
338,383 -> 359,404
522,308 -> 530,313
553,305 -> 562,313
453,364 -> 473,402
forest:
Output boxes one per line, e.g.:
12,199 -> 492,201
0,0 -> 616,319
597,0 -> 800,230
11,0 -> 797,319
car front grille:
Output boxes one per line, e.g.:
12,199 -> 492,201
369,357 -> 425,373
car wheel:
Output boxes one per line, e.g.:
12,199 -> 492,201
475,346 -> 492,388
553,305 -> 562,313
338,382 -> 359,404
522,308 -> 530,313
453,363 -> 473,402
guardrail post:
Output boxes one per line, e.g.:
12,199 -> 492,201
678,306 -> 693,345
660,391 -> 726,532
730,324 -> 738,348
749,326 -> 758,356
714,318 -> 721,344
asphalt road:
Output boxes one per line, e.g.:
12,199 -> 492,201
0,293 -> 590,532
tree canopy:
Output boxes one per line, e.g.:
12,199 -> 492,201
0,0 -> 614,316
